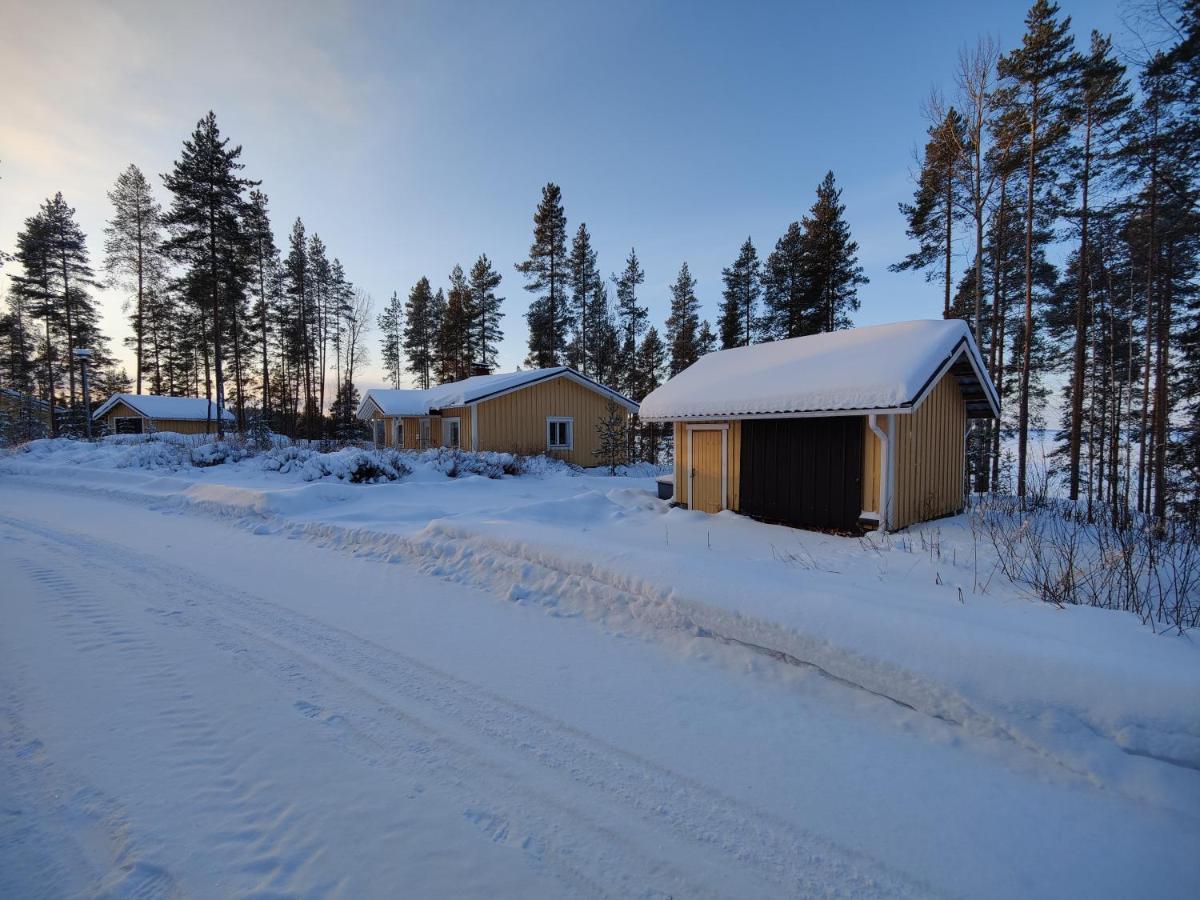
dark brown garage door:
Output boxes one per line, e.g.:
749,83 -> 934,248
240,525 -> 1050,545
739,417 -> 863,532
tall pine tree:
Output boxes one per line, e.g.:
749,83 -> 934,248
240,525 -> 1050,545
377,290 -> 405,388
104,164 -> 164,395
516,183 -> 570,368
802,171 -> 867,333
995,0 -> 1078,500
161,111 -> 256,437
468,254 -> 504,373
719,237 -> 761,349
665,262 -> 701,376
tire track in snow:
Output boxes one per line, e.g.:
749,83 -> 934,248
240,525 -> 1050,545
6,553 -> 334,897
0,509 -> 936,899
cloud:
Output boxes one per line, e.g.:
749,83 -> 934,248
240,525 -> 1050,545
1,0 -> 365,372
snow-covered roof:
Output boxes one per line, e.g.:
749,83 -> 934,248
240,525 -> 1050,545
93,393 -> 236,422
639,319 -> 999,421
358,367 -> 638,419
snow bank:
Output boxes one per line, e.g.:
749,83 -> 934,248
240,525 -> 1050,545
3,439 -> 1196,811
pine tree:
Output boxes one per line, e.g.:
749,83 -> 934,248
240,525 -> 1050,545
567,222 -> 599,375
308,233 -> 332,422
612,247 -> 647,394
161,111 -> 256,438
436,266 -> 473,383
633,327 -> 667,461
802,171 -> 867,333
243,190 -> 278,416
104,164 -> 164,395
996,0 -> 1079,501
697,319 -> 717,356
377,290 -> 405,388
718,237 -> 761,348
760,222 -> 809,340
892,106 -> 969,317
516,183 -> 570,368
16,194 -> 109,432
468,254 -> 504,373
281,218 -> 313,432
403,277 -> 438,389
11,207 -> 61,434
665,262 -> 701,376
593,398 -> 629,474
1060,31 -> 1131,501
590,292 -> 622,387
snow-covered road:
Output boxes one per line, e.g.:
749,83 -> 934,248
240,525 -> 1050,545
1,482 -> 1197,898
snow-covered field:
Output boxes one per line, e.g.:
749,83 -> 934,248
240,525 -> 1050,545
2,437 -> 1198,898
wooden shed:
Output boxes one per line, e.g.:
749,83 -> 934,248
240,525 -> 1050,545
358,367 -> 638,467
639,319 -> 999,532
92,393 -> 235,435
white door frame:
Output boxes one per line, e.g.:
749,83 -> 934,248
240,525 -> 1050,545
686,423 -> 728,511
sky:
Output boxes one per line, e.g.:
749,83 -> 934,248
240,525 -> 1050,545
1,0 -> 1132,394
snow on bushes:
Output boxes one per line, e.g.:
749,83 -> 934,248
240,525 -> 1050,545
413,447 -> 519,479
260,445 -> 411,482
190,441 -> 253,468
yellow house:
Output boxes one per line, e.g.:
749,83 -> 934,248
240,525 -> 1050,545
93,393 -> 235,435
358,367 -> 638,467
639,319 -> 999,532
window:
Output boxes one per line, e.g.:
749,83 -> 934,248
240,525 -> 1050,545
547,417 -> 573,450
373,419 -> 386,446
114,416 -> 144,435
444,417 -> 461,448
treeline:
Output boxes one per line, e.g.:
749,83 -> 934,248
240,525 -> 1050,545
891,0 -> 1198,523
1,112 -> 376,440
492,174 -> 865,459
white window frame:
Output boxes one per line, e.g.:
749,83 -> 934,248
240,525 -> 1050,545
546,416 -> 573,451
685,423 -> 728,511
443,416 -> 461,449
395,419 -> 404,448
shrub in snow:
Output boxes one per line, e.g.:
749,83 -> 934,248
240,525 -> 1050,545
413,447 -> 520,479
115,441 -> 191,470
261,445 -> 408,482
511,453 -> 581,477
260,445 -> 316,475
190,441 -> 253,468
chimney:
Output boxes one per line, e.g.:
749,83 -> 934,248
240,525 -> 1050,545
472,364 -> 490,377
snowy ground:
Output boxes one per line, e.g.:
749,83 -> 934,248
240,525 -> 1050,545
1,438 -> 1198,898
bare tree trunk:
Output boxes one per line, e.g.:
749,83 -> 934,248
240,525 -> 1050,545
1017,95 -> 1038,503
1068,111 -> 1093,501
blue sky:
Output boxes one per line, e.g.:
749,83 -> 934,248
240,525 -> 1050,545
2,0 -> 1129,390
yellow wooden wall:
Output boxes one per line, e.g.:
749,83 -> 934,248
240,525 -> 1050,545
861,416 -> 888,514
475,375 -> 629,466
103,400 -> 221,435
891,373 -> 967,529
671,420 -> 741,510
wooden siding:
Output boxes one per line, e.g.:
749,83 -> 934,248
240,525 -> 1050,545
102,400 -> 221,435
891,372 -> 967,529
671,420 -> 741,511
861,415 -> 889,514
474,374 -> 630,466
